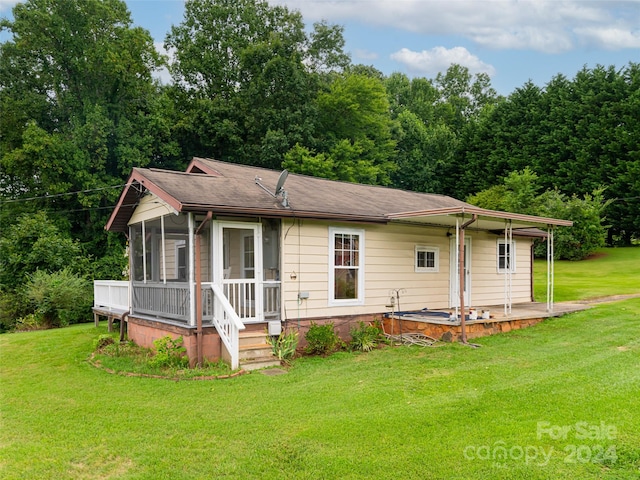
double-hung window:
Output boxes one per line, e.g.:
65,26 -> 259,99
329,227 -> 364,306
415,246 -> 439,272
497,240 -> 516,273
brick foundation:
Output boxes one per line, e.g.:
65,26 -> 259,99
127,317 -> 223,366
283,313 -> 381,348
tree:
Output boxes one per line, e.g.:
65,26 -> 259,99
0,0 -> 172,276
467,170 -> 609,260
165,0 -> 349,168
390,111 -> 456,193
284,73 -> 397,184
0,211 -> 87,331
435,64 -> 499,131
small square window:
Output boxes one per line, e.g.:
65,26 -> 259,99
497,240 -> 516,273
415,246 -> 439,272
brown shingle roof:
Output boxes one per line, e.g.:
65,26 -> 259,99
106,158 -> 572,232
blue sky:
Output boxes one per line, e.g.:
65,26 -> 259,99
1,0 -> 639,95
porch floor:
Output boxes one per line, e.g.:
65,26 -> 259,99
388,301 -> 590,326
383,301 -> 591,342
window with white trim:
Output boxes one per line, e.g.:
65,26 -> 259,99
415,246 -> 439,272
329,227 -> 364,306
497,240 -> 516,273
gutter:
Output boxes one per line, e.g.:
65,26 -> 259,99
194,211 -> 213,367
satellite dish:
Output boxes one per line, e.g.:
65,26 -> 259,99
254,169 -> 290,208
275,170 -> 289,196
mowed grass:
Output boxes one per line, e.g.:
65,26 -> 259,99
1,248 -> 640,479
534,247 -> 640,302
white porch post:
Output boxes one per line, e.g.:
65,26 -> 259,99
141,220 -> 147,284
455,218 -> 460,320
188,213 -> 196,326
161,215 -> 166,284
504,220 -> 512,316
546,226 -> 555,313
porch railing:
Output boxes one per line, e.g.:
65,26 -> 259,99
223,279 -> 256,320
132,282 -> 190,323
263,281 -> 281,320
210,283 -> 245,369
94,280 -> 129,312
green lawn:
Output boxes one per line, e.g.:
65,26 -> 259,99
534,247 -> 640,302
1,249 -> 640,479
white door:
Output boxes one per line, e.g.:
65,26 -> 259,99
450,237 -> 471,307
215,222 -> 263,322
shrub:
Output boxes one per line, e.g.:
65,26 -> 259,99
26,268 -> 92,328
266,330 -> 299,363
1,290 -> 31,332
149,335 -> 188,368
304,322 -> 341,356
14,313 -> 46,331
94,334 -> 115,351
349,321 -> 383,352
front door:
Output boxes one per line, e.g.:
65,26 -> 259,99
450,236 -> 471,307
216,222 -> 263,323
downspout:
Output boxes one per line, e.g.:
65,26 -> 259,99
195,212 -> 213,367
459,214 -> 477,344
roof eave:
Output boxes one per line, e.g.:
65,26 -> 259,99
105,169 -> 184,232
388,206 -> 573,227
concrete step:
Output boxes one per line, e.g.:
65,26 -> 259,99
241,358 -> 282,371
238,331 -> 279,370
239,344 -> 274,361
239,331 -> 269,347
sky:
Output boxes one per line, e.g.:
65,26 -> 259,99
1,0 -> 639,95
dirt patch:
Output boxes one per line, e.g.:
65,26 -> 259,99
584,252 -> 609,261
576,293 -> 640,304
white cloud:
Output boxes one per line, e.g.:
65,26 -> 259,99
273,0 -> 640,53
0,0 -> 20,12
390,46 -> 496,77
353,48 -> 378,61
575,26 -> 640,49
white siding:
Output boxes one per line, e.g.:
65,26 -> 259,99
469,232 -> 532,305
128,194 -> 177,225
282,221 -> 534,320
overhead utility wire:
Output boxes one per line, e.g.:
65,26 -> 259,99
0,183 -> 126,204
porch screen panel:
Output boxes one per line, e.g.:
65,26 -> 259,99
131,223 -> 144,281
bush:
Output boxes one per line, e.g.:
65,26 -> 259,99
0,289 -> 30,332
266,330 -> 299,363
0,211 -> 85,290
349,321 -> 383,352
94,334 -> 115,351
26,269 -> 92,328
14,313 -> 46,331
149,336 -> 188,368
304,322 -> 341,356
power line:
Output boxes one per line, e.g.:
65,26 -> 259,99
0,184 -> 126,204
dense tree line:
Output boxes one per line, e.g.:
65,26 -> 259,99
1,0 -> 637,330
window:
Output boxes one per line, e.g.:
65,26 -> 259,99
415,246 -> 439,272
329,228 -> 364,306
497,240 -> 516,273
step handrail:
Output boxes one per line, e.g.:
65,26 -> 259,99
210,283 -> 246,369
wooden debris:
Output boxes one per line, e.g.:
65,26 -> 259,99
384,332 -> 440,347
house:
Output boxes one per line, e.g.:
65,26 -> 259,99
101,157 -> 572,368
